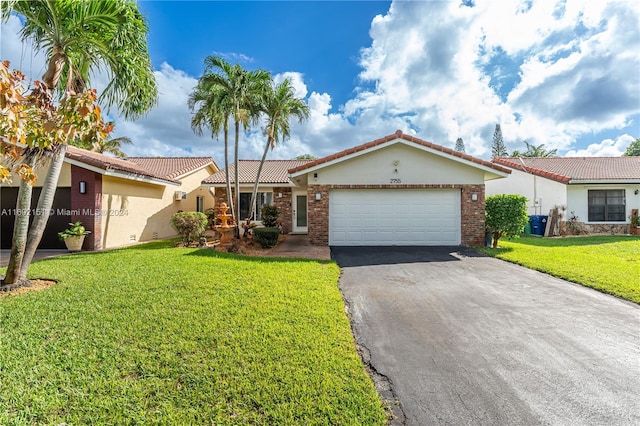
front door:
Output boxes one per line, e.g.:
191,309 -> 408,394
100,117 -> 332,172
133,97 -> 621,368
292,192 -> 308,233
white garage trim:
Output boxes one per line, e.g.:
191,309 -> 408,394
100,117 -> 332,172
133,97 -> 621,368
329,189 -> 461,246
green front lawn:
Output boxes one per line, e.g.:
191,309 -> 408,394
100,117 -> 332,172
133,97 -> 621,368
1,242 -> 387,425
478,235 -> 640,303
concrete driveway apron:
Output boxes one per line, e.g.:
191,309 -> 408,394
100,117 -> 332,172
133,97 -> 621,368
332,246 -> 640,426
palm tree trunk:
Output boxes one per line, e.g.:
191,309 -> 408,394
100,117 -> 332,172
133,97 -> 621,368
249,137 -> 272,223
233,119 -> 241,239
223,128 -> 234,221
20,144 -> 68,279
3,157 -> 36,286
42,50 -> 66,90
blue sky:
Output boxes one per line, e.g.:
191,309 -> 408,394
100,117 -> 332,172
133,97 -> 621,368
2,0 -> 639,162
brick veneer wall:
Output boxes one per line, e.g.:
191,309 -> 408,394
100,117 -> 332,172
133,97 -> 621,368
272,187 -> 292,233
214,187 -> 293,233
70,165 -> 102,250
460,184 -> 485,246
307,184 -> 486,246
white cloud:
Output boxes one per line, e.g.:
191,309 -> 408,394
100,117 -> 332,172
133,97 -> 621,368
3,0 -> 639,163
109,62 -> 214,157
565,134 -> 635,157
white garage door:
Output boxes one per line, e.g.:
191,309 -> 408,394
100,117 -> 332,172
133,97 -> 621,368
329,189 -> 461,246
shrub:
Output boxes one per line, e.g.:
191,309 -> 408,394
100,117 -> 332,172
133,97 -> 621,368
170,211 -> 208,246
261,204 -> 279,228
485,194 -> 529,247
253,227 -> 280,248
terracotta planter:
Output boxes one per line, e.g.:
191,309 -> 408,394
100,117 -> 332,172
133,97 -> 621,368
63,235 -> 86,252
631,226 -> 640,236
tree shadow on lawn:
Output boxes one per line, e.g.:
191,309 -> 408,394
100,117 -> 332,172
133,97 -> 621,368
513,235 -> 638,248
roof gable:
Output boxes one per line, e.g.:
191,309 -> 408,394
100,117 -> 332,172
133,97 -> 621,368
288,130 -> 511,176
493,157 -> 640,183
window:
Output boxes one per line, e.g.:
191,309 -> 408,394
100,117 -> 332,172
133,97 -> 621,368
239,192 -> 273,221
588,190 -> 625,222
196,196 -> 204,213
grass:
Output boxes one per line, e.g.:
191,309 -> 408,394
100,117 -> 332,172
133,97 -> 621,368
478,235 -> 640,303
0,241 -> 387,425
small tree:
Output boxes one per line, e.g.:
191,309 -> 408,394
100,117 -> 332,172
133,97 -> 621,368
170,212 -> 208,246
454,137 -> 466,153
485,194 -> 529,248
260,204 -> 279,228
623,138 -> 640,156
491,124 -> 507,158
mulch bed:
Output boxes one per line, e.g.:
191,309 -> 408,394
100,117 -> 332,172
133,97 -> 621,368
0,278 -> 58,297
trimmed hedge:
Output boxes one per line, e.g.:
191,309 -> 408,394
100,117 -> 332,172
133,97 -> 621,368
253,227 -> 280,248
170,211 -> 208,246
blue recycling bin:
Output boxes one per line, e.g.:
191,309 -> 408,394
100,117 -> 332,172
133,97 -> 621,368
529,215 -> 548,236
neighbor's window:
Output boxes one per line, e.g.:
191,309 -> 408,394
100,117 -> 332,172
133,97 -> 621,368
196,196 -> 204,213
239,192 -> 273,221
588,190 -> 625,222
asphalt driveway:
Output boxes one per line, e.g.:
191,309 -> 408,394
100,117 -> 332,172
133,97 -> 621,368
332,246 -> 640,426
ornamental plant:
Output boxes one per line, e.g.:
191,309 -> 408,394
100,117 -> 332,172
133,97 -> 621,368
58,221 -> 91,240
261,204 -> 279,228
485,194 -> 530,248
170,212 -> 208,246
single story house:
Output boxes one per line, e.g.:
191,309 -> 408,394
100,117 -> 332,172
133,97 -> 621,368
1,146 -> 218,250
487,156 -> 640,233
205,131 -> 511,246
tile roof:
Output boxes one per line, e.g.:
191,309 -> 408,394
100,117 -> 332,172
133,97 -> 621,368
66,146 -> 216,184
128,156 -> 217,180
288,130 -> 512,174
203,160 -> 312,185
66,146 -> 178,184
492,157 -> 640,183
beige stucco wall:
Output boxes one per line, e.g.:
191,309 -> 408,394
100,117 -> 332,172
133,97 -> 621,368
309,143 -> 486,185
486,168 -> 567,215
0,162 -> 72,188
100,166 -> 216,248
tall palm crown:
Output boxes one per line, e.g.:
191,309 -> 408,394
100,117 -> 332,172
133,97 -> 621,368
3,0 -> 157,119
263,78 -> 310,149
247,78 -> 309,220
92,136 -> 132,158
191,55 -> 270,230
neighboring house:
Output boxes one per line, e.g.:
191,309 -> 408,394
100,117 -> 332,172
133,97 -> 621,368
0,146 -> 218,250
204,131 -> 511,246
488,157 -> 640,233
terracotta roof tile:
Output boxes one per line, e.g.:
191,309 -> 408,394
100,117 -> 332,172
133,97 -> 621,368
288,130 -> 512,174
66,146 -> 217,184
128,156 -> 217,180
66,146 -> 178,183
203,160 -> 312,185
493,157 -> 640,183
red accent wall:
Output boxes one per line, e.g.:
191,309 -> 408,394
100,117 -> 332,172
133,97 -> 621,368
70,165 -> 102,250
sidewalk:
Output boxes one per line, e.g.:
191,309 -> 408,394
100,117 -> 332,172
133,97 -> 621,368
0,250 -> 69,268
267,234 -> 331,260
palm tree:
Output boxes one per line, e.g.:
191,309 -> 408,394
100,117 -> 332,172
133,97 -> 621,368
199,56 -> 270,237
248,79 -> 309,222
189,74 -> 235,220
91,135 -> 133,158
2,0 -> 157,285
521,141 -> 557,157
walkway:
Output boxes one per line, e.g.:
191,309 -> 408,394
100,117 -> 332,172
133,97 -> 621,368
267,234 -> 331,260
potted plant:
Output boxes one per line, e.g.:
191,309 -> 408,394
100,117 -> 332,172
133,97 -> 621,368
58,221 -> 91,252
630,214 -> 640,235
